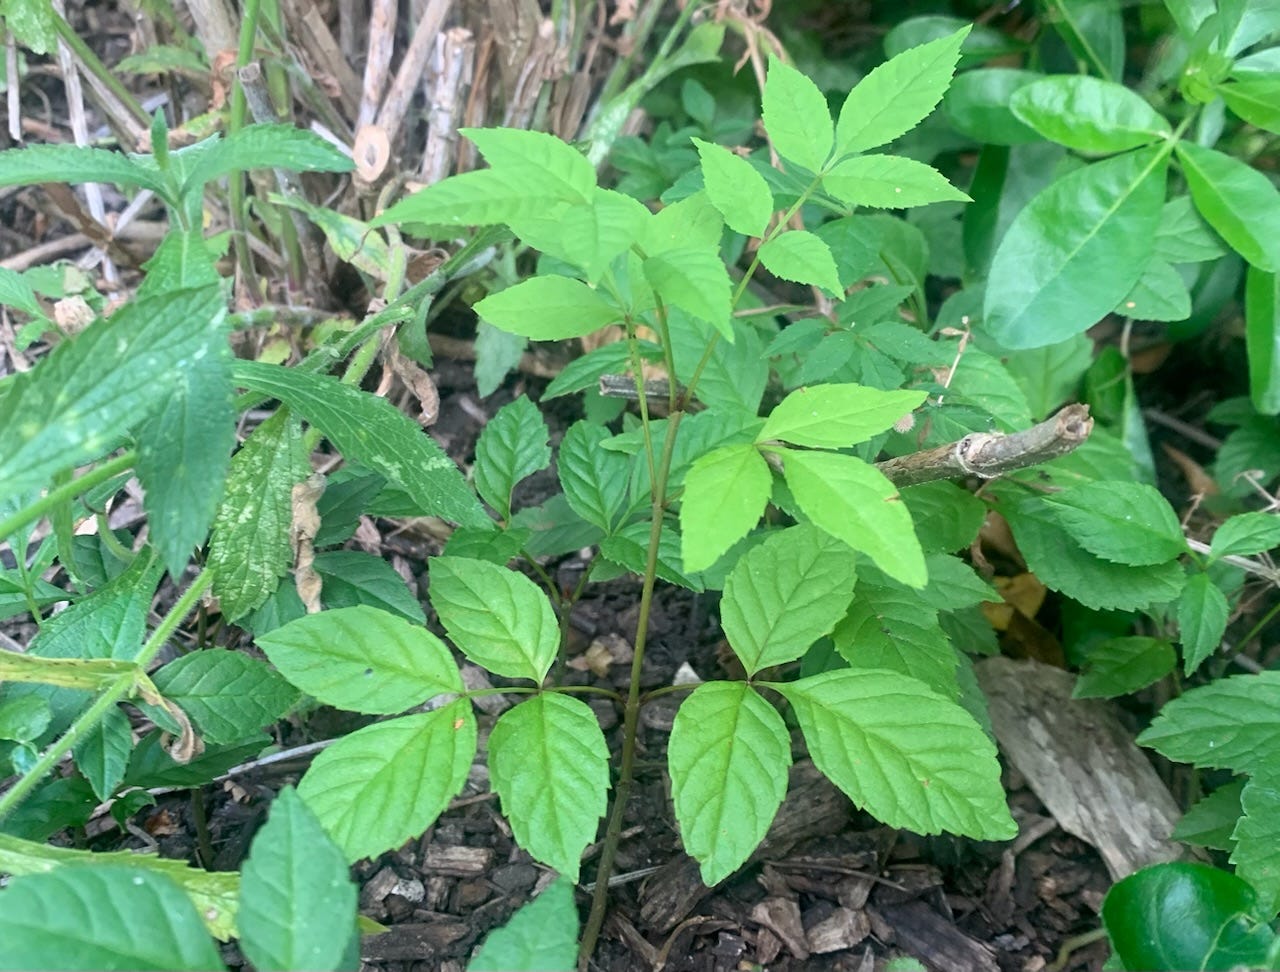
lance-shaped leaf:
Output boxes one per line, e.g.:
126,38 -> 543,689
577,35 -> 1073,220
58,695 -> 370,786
757,231 -> 843,297
760,384 -> 925,448
761,57 -> 833,173
1177,142 -> 1280,272
693,138 -> 773,238
474,275 -> 623,341
823,154 -> 970,209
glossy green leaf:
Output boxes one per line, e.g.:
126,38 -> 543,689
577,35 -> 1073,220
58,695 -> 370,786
557,421 -> 630,532
474,396 -> 551,520
643,247 -> 734,339
1155,195 -> 1228,264
1217,76 -> 1280,134
257,605 -> 461,714
1139,671 -> 1280,775
824,154 -> 970,210
776,669 -> 1015,840
1074,636 -> 1176,699
0,866 -> 225,970
721,524 -> 858,675
943,69 -> 1041,145
778,448 -> 926,588
1178,572 -> 1231,675
832,585 -> 958,698
761,56 -> 833,173
207,409 -> 309,621
679,444 -> 771,574
488,694 -> 609,881
467,878 -> 577,972
72,706 -> 132,802
760,384 -> 924,449
693,138 -> 773,238
475,275 -> 623,341
983,147 -> 1167,349
152,649 -> 299,745
313,549 -> 426,624
232,360 -> 487,528
1177,141 -> 1280,272
1040,482 -> 1187,566
1045,0 -> 1123,81
0,285 -> 224,506
1231,770 -> 1280,916
0,696 -> 50,742
757,231 -> 843,297
1002,496 -> 1185,611
1246,266 -> 1280,414
429,556 -> 559,682
1009,75 -> 1169,153
1210,511 -> 1280,559
669,682 -> 791,885
298,701 -> 476,862
1102,862 -> 1276,971
834,27 -> 969,158
239,787 -> 358,972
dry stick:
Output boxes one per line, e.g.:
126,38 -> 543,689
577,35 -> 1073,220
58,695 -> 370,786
420,28 -> 474,182
358,0 -> 398,129
6,33 -> 21,142
375,0 -> 454,139
600,378 -> 1095,488
277,0 -> 362,119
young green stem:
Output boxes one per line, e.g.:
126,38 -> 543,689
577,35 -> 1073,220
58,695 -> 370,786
0,451 -> 136,546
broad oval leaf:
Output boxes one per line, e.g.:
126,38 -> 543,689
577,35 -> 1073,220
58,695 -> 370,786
488,694 -> 609,881
693,138 -> 773,238
721,524 -> 858,675
776,669 -> 1015,840
823,154 -> 970,210
0,866 -> 225,970
257,605 -> 462,714
760,384 -> 925,448
1177,142 -> 1280,272
778,448 -> 926,588
474,275 -> 623,341
557,421 -> 630,532
1009,76 -> 1170,154
1074,636 -> 1177,699
1217,77 -> 1280,135
679,444 -> 772,574
429,556 -> 559,682
834,26 -> 969,158
238,787 -> 358,972
983,147 -> 1168,349
643,247 -> 734,339
757,231 -> 843,297
943,69 -> 1042,145
832,585 -> 959,699
232,360 -> 487,528
761,57 -> 833,173
151,649 -> 300,744
669,682 -> 791,886
298,701 -> 477,862
1040,481 -> 1188,566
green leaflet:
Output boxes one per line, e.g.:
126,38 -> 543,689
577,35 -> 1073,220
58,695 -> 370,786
669,682 -> 791,885
488,695 -> 610,881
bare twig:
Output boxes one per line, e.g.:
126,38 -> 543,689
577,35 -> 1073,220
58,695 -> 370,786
876,404 -> 1095,488
358,0 -> 397,129
420,28 -> 474,183
375,0 -> 454,139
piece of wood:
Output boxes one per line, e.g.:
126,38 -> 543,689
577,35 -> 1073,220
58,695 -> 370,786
976,657 -> 1187,880
873,900 -> 998,972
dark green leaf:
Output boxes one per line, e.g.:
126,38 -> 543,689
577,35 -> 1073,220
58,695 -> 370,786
1138,671 -> 1280,775
474,396 -> 550,521
1074,636 -> 1176,698
1178,572 -> 1231,675
1246,266 -> 1280,414
152,649 -> 299,745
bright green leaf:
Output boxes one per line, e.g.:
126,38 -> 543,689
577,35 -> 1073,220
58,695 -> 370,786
693,138 -> 773,238
679,444 -> 771,573
1138,671 -> 1280,775
761,57 -> 833,173
983,147 -> 1167,349
757,231 -> 843,297
643,247 -> 734,339
1116,258 -> 1192,322
778,448 -> 926,587
721,524 -> 858,675
475,275 -> 623,341
375,168 -> 583,228
256,605 -> 461,714
464,127 -> 595,201
761,384 -> 924,449
1173,781 -> 1245,850
1177,141 -> 1280,272
776,669 -> 1015,840
0,144 -> 169,194
834,27 -> 969,158
832,585 -> 959,698
488,694 -> 609,881
429,556 -> 559,682
467,878 -> 578,972
1009,75 -> 1170,153
823,154 -> 970,209
669,682 -> 791,885
298,701 -> 476,862
943,69 -> 1042,145
1246,266 -> 1280,414
1210,511 -> 1280,559
1218,76 -> 1280,134
1040,482 -> 1188,566
239,787 -> 358,972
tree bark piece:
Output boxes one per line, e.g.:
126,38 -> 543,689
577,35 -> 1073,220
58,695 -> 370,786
975,657 -> 1188,880
871,900 -> 998,972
